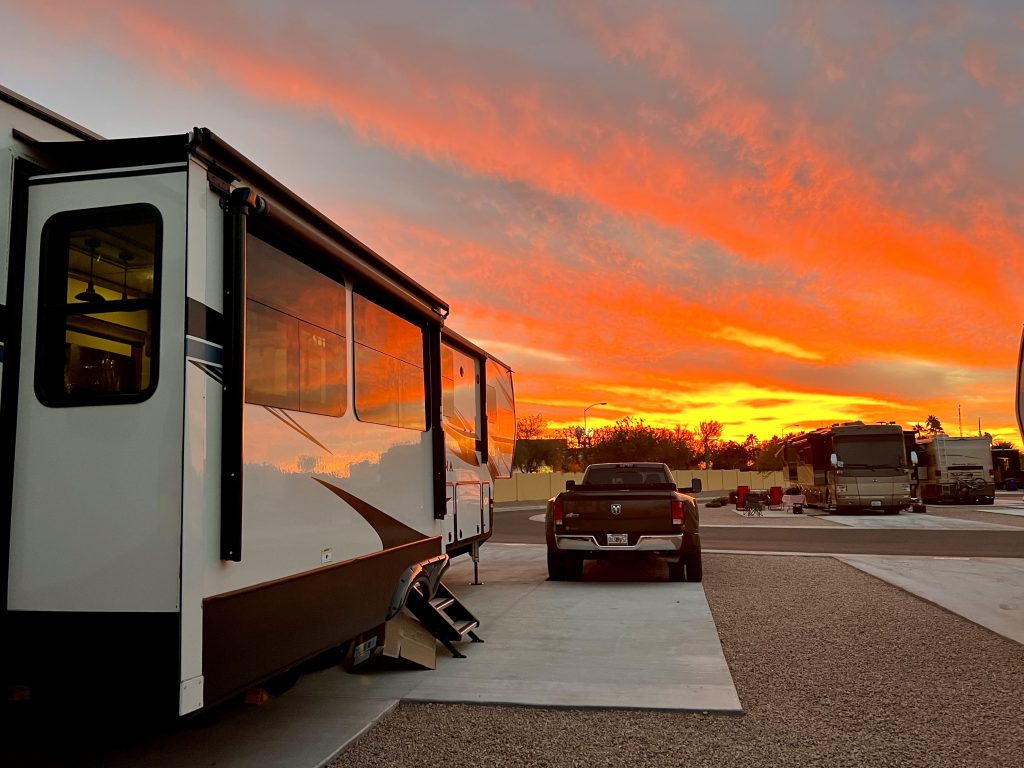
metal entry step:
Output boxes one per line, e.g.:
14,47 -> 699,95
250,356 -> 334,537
406,582 -> 483,659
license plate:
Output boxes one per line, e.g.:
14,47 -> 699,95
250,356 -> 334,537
607,533 -> 628,545
870,500 -> 882,507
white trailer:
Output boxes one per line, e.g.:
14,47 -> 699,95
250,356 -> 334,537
1,86 -> 514,716
916,434 -> 994,504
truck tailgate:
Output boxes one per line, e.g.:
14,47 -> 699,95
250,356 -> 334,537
562,493 -> 674,534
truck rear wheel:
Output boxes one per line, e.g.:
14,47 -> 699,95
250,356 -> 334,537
547,551 -> 582,581
684,551 -> 703,583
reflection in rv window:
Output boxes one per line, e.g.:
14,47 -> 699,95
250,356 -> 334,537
36,205 -> 161,406
353,294 -> 426,430
441,342 -> 478,438
486,359 -> 516,477
244,236 -> 346,417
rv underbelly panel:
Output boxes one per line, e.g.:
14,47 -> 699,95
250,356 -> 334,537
201,536 -> 440,706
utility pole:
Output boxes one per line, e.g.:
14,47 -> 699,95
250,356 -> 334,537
958,404 -> 962,437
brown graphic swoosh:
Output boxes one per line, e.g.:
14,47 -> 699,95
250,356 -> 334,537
313,477 -> 427,549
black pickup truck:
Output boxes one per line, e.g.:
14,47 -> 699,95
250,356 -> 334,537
544,462 -> 702,582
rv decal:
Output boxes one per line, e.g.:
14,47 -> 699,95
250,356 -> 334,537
185,335 -> 222,366
187,359 -> 224,384
313,477 -> 427,549
263,406 -> 333,454
185,297 -> 224,383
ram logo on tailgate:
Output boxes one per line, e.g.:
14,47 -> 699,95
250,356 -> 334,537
610,503 -> 622,515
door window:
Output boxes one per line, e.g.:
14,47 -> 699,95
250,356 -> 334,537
36,205 -> 161,406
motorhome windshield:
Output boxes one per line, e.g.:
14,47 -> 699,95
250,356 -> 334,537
835,436 -> 905,468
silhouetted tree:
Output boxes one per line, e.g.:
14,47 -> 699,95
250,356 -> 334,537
515,413 -> 548,440
752,435 -> 788,471
697,420 -> 724,468
513,438 -> 566,472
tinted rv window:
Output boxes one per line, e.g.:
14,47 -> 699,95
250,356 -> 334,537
486,359 -> 516,477
36,205 -> 161,406
441,342 -> 479,438
244,236 -> 347,417
353,294 -> 426,430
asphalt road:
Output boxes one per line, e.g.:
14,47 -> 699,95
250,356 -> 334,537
492,506 -> 1024,557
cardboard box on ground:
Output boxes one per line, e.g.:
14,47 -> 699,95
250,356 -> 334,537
380,610 -> 436,670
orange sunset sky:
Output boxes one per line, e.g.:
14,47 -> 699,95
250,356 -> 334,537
4,1 -> 1022,442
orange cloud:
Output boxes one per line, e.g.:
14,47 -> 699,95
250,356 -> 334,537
10,1 -> 1022,443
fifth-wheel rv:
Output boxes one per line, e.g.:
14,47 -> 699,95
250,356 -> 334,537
0,85 -> 514,717
781,422 -> 916,514
915,435 -> 994,504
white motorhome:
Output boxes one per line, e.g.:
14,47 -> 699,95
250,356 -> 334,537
915,434 -> 994,504
1,86 -> 514,716
781,421 -> 916,514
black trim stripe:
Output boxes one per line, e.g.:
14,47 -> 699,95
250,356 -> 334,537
220,190 -> 249,562
0,157 -> 36,630
186,297 -> 223,346
185,336 -> 222,366
27,164 -> 186,185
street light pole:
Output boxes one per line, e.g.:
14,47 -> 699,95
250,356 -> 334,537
583,402 -> 607,435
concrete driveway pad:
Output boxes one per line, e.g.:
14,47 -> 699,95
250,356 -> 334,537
411,544 -> 742,712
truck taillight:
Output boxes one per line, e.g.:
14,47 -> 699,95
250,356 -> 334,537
671,499 -> 684,526
553,499 -> 564,526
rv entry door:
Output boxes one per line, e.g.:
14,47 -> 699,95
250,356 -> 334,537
8,166 -> 187,614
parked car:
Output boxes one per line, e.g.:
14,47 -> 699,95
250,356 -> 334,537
544,462 -> 702,582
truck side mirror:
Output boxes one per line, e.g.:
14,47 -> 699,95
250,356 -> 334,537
830,453 -> 839,467
565,479 -> 576,491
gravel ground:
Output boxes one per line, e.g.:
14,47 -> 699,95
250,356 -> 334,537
335,554 -> 1024,768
